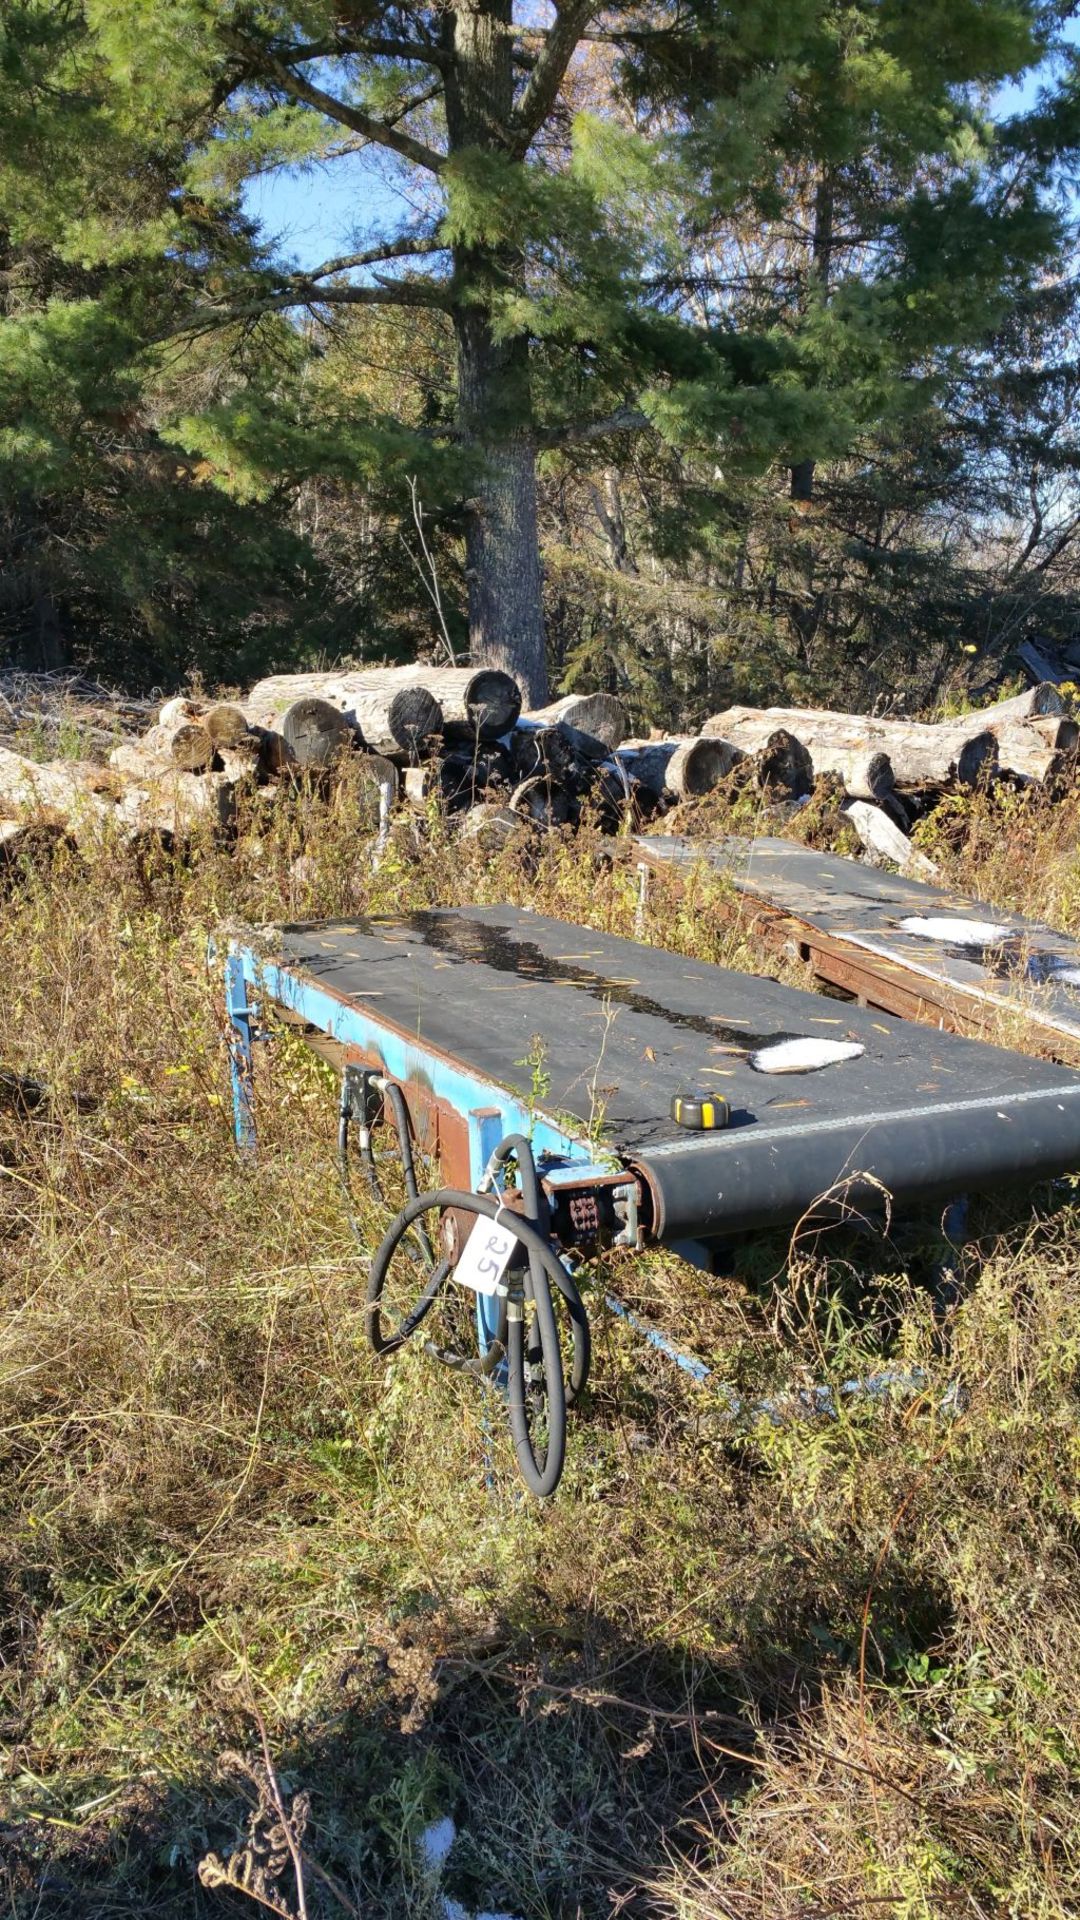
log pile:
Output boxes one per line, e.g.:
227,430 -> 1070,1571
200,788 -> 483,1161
1,663 -> 1077,878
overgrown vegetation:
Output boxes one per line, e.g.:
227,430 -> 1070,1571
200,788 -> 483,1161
2,794 -> 1079,1918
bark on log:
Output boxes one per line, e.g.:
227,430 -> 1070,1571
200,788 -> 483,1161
844,801 -> 939,879
616,736 -> 741,800
527,692 -> 628,748
704,706 -> 997,791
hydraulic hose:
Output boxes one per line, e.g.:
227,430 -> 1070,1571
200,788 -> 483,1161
338,1075 -> 434,1282
368,1183 -> 585,1496
487,1135 -> 590,1407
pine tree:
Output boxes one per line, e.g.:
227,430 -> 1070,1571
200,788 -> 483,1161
0,1 -> 337,683
11,2 -> 1074,701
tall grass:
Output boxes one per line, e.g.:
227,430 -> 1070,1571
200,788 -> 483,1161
1,785 -> 1078,1918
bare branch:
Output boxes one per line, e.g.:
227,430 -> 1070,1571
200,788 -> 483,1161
536,405 -> 650,449
264,58 -> 446,173
300,235 -> 447,283
269,34 -> 450,71
510,1 -> 599,156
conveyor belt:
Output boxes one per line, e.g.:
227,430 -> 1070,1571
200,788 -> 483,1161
271,907 -> 1080,1242
639,834 -> 1080,1064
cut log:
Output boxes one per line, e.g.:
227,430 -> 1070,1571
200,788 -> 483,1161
704,706 -> 998,792
215,734 -> 264,785
360,666 -> 521,740
844,801 -> 939,879
244,695 -> 356,770
962,683 -> 1063,725
111,736 -> 174,781
352,751 -> 400,796
701,710 -> 891,797
168,722 -> 215,772
1015,639 -> 1068,686
993,718 -> 1079,785
203,702 -> 251,749
511,721 -> 609,786
753,729 -> 815,798
0,817 -> 70,865
616,736 -> 741,800
0,746 -> 114,841
114,769 -> 235,838
158,696 -> 201,730
112,723 -> 215,775
247,669 -> 453,752
527,692 -> 628,748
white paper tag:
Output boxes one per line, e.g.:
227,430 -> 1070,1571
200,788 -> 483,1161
454,1216 -> 518,1296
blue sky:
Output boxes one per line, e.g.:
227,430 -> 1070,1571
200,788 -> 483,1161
243,22 -> 1080,274
243,151 -> 405,272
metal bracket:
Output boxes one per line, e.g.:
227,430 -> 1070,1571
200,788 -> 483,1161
341,1063 -> 385,1130
611,1178 -> 640,1249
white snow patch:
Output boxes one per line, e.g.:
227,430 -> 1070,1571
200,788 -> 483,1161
419,1817 -> 457,1874
898,915 -> 1011,946
749,1038 -> 865,1074
442,1898 -> 520,1920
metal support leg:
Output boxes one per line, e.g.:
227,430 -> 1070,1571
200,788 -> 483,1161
225,947 -> 256,1153
468,1105 -> 507,1357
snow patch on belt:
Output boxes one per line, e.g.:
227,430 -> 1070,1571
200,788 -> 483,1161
749,1038 -> 865,1074
898,915 -> 1011,945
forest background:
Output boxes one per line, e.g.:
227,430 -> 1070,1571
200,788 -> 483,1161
5,1 -> 1080,717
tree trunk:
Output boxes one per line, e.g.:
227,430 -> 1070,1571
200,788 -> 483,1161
789,170 -> 834,508
448,1 -> 548,707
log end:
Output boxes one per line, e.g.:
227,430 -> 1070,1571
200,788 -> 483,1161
386,686 -> 442,754
461,669 -> 522,740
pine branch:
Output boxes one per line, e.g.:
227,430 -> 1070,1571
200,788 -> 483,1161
263,58 -> 446,173
510,0 -> 599,156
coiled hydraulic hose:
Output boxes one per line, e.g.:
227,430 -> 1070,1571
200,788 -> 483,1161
366,1132 -> 591,1497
